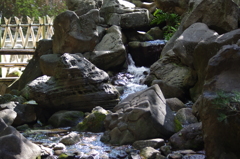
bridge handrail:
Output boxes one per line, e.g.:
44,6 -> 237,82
0,15 -> 54,49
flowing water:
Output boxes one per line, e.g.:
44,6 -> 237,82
120,54 -> 149,100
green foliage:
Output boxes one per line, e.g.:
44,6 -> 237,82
151,9 -> 180,40
174,117 -> 183,132
0,0 -> 66,22
212,90 -> 240,123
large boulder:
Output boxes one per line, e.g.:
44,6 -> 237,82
77,106 -> 109,132
48,110 -> 84,127
190,29 -> 240,100
169,122 -> 203,150
196,44 -> 240,158
40,54 -> 60,76
144,23 -> 227,100
100,0 -> 150,29
12,103 -> 37,126
0,118 -> 41,159
182,0 -> 238,33
66,0 -> 103,15
161,0 -> 238,58
172,23 -> 218,68
53,9 -> 102,54
101,84 -> 182,145
144,50 -> 197,91
86,25 -> 126,71
21,53 -> 119,112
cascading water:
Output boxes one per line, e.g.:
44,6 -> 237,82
120,54 -> 150,100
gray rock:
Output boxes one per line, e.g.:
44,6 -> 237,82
53,10 -> 101,54
144,23 -> 220,97
87,25 -> 126,71
144,50 -> 197,91
40,54 -> 60,76
76,106 -> 108,132
161,0 -> 238,61
160,145 -> 172,156
152,80 -> 186,101
48,110 -> 84,127
0,108 -> 17,125
147,27 -> 164,40
13,104 -> 37,126
133,138 -> 165,150
101,84 -> 182,145
172,23 -> 218,68
166,98 -> 186,112
0,118 -> 41,159
175,108 -> 198,125
7,39 -> 52,92
60,132 -> 81,145
197,44 -> 240,158
21,53 -> 120,112
100,0 -> 150,29
190,29 -> 240,100
169,122 -> 203,150
123,30 -> 154,42
66,0 -> 103,15
182,0 -> 238,33
140,147 -> 164,159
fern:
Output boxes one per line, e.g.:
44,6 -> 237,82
150,9 -> 180,40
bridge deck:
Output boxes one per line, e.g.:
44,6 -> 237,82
0,49 -> 35,55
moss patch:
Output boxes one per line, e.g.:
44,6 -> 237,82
174,117 -> 183,132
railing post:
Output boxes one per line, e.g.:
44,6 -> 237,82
0,12 -> 2,77
43,16 -> 46,39
0,11 -> 2,49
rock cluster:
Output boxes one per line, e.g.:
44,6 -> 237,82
2,0 -> 240,158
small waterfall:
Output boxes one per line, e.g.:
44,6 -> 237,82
120,54 -> 149,100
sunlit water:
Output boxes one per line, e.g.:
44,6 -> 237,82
120,54 -> 149,100
25,131 -> 137,158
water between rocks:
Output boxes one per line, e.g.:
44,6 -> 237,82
21,52 -> 206,159
23,54 -> 150,158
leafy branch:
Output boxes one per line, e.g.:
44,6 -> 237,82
150,9 -> 180,40
212,90 -> 240,123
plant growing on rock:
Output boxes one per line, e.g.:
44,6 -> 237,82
212,90 -> 240,123
150,9 -> 180,40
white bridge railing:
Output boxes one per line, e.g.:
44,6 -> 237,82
0,15 -> 54,80
0,15 -> 54,49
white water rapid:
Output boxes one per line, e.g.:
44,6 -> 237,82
120,54 -> 150,100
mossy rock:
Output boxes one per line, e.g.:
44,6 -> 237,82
77,106 -> 109,133
48,110 -> 85,127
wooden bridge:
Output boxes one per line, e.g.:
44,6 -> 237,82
0,15 -> 54,94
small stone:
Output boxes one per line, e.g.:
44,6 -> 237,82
60,132 -> 81,145
53,143 -> 66,150
133,138 -> 165,150
160,145 -> 172,156
168,153 -> 183,159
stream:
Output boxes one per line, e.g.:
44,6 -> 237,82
20,52 -> 206,159
22,54 -> 150,159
